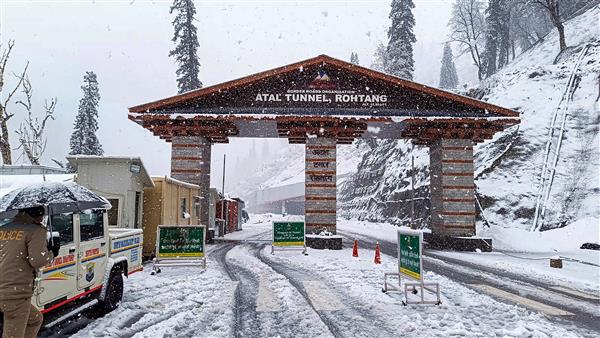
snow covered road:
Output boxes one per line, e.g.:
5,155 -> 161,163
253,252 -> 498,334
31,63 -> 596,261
42,215 -> 599,337
338,229 -> 600,334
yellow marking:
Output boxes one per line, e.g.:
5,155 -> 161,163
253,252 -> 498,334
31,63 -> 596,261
158,252 -> 204,258
400,267 -> 421,280
111,244 -> 141,254
273,241 -> 305,247
81,253 -> 105,262
42,261 -> 76,273
471,284 -> 574,316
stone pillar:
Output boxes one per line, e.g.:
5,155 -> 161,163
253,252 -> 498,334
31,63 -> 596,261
170,136 -> 211,227
305,137 -> 337,234
429,139 -> 476,237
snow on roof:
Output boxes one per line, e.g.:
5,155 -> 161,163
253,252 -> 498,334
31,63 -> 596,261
0,174 -> 76,198
151,176 -> 200,189
67,155 -> 154,189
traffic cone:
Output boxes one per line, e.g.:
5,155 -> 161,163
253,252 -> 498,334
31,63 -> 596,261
374,242 -> 381,264
352,240 -> 359,257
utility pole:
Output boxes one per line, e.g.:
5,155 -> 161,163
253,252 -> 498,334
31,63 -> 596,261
221,154 -> 226,234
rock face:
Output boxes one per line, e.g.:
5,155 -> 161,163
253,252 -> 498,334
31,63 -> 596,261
338,139 -> 431,228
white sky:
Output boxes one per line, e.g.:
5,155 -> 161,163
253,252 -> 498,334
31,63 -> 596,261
1,0 -> 477,188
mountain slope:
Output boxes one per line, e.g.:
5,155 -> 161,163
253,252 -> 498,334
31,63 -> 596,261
241,6 -> 599,232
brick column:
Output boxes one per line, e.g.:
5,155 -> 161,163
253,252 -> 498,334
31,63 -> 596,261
171,136 -> 211,226
305,137 -> 337,234
429,139 -> 476,236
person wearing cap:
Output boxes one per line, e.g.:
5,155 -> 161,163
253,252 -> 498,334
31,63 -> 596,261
0,206 -> 60,338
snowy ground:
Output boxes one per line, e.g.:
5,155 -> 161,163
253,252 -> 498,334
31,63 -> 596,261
71,258 -> 238,337
338,217 -> 600,294
65,214 -> 599,337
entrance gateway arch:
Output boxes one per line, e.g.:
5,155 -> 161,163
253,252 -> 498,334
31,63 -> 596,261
129,55 -> 520,247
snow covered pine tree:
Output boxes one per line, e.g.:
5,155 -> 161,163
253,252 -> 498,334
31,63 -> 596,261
69,71 -> 103,157
169,0 -> 202,93
483,0 -> 510,77
386,0 -> 416,80
350,52 -> 360,65
439,43 -> 459,90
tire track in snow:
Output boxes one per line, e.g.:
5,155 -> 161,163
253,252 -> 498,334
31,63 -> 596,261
237,244 -> 333,338
256,244 -> 398,338
208,243 -> 262,338
207,229 -> 273,338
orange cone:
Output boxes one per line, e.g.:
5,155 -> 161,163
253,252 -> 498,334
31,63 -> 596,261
374,242 -> 381,264
352,240 -> 359,257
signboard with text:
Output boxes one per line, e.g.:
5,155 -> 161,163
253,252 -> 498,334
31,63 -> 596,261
156,225 -> 205,259
273,221 -> 305,247
398,229 -> 423,281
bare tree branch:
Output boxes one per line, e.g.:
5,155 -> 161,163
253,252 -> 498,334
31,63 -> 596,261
14,76 -> 56,165
0,40 -> 29,164
3,62 -> 29,115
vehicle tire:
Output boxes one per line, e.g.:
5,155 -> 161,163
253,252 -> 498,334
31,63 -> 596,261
99,270 -> 123,314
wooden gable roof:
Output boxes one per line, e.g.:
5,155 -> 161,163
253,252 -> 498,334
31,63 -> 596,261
129,55 -> 519,119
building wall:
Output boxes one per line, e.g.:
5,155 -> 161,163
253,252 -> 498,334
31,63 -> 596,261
142,181 -> 163,257
75,162 -> 145,229
142,178 -> 200,257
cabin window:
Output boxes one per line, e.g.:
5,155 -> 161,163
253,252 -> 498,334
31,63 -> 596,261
134,192 -> 141,228
193,197 -> 200,220
181,198 -> 188,219
106,198 -> 120,226
50,214 -> 74,244
80,211 -> 105,241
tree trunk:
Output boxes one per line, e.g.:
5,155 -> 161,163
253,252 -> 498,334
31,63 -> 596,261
0,121 -> 12,164
547,1 -> 567,52
556,21 -> 566,51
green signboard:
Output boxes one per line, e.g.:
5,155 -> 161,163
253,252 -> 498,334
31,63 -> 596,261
273,221 -> 305,247
157,226 -> 204,258
398,230 -> 422,281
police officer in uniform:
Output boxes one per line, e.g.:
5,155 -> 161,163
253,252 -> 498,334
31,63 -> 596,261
0,206 -> 60,338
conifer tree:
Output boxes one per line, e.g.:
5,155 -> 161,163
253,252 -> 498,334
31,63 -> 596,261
350,52 -> 360,65
169,0 -> 202,93
386,0 -> 416,80
483,0 -> 510,77
69,71 -> 103,157
370,43 -> 389,72
439,43 -> 459,90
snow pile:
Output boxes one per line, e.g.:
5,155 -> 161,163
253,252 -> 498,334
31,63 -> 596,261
480,217 -> 600,252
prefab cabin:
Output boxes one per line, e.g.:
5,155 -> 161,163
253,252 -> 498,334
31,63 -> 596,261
142,176 -> 200,258
66,156 -> 154,229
